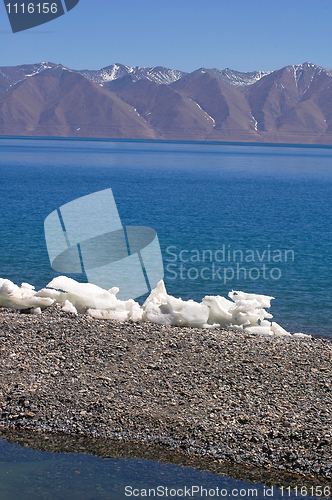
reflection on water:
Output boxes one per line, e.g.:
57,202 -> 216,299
0,429 -> 330,499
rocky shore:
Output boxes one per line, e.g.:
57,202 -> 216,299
0,304 -> 331,481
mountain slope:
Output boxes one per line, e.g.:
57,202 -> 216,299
1,61 -> 332,143
245,62 -> 332,142
171,70 -> 259,141
105,76 -> 215,140
0,66 -> 155,138
0,62 -> 59,95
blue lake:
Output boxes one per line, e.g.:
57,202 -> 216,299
0,137 -> 331,335
0,137 -> 331,499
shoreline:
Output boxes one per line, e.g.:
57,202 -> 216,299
1,428 -> 331,492
2,135 -> 332,149
0,305 -> 331,480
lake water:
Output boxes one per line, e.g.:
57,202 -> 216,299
0,137 -> 331,498
0,430 -> 329,500
0,137 -> 332,335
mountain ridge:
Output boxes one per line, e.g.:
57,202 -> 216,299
1,61 -> 332,144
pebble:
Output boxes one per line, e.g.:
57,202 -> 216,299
0,304 -> 331,480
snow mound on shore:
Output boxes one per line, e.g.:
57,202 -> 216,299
0,279 -> 54,311
0,277 -> 310,338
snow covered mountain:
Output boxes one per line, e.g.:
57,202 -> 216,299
0,62 -> 59,94
198,67 -> 271,86
0,62 -> 272,92
287,62 -> 332,96
1,61 -> 332,144
77,63 -> 186,86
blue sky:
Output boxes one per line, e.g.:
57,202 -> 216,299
1,0 -> 332,72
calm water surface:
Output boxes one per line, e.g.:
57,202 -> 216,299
0,137 -> 331,499
0,137 -> 331,335
0,436 -> 329,500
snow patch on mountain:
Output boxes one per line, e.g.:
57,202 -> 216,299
202,67 -> 271,86
78,64 -> 186,86
2,61 -> 332,96
0,62 -> 60,90
189,99 -> 216,125
288,62 -> 332,96
24,62 -> 59,77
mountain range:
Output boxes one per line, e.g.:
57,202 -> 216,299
1,61 -> 332,144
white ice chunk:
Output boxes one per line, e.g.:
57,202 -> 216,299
0,278 -> 54,309
48,276 -> 142,318
35,288 -> 68,304
260,320 -> 272,327
230,324 -> 244,330
271,321 -> 291,336
293,332 -> 312,339
61,300 -> 78,315
21,282 -> 35,291
229,290 -> 275,308
0,279 -> 20,307
166,295 -> 210,328
87,308 -> 130,321
30,307 -> 42,315
142,280 -> 209,327
202,295 -> 233,326
88,296 -> 143,322
227,290 -> 275,332
9,295 -> 54,309
244,326 -> 273,335
0,277 -> 307,339
129,302 -> 143,322
142,280 -> 173,325
231,310 -> 262,326
47,276 -> 122,313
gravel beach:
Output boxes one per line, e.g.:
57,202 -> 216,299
0,304 -> 331,481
